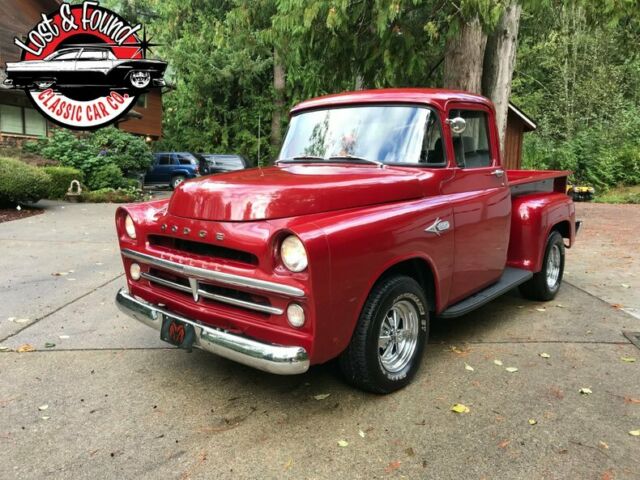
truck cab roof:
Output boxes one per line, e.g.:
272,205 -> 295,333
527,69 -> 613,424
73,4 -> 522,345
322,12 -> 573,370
290,88 -> 494,115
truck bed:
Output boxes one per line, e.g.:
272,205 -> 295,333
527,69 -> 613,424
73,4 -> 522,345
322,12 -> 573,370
507,169 -> 570,197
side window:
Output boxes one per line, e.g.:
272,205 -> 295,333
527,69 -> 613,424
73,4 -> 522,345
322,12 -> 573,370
420,112 -> 446,166
449,110 -> 492,168
157,155 -> 172,165
177,154 -> 195,165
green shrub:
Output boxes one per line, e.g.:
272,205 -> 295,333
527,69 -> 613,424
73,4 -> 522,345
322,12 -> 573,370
80,187 -> 146,203
0,157 -> 51,206
88,163 -> 127,190
42,166 -> 84,199
26,128 -> 153,190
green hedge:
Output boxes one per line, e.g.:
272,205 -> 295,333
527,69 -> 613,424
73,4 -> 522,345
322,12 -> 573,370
41,166 -> 84,199
80,187 -> 146,203
0,157 -> 51,206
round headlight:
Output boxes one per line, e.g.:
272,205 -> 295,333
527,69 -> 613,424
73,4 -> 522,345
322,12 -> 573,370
280,235 -> 307,272
287,303 -> 306,328
124,214 -> 136,239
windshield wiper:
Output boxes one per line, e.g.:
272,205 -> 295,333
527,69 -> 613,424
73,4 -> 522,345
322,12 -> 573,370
327,155 -> 385,168
276,155 -> 326,164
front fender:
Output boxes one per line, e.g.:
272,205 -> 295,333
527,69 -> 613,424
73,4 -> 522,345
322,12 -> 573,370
507,192 -> 575,272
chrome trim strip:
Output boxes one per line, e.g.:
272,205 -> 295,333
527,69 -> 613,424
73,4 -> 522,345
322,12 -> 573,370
122,248 -> 304,298
115,289 -> 309,375
140,272 -> 284,316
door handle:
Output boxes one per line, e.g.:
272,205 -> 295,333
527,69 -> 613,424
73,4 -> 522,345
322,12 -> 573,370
491,169 -> 505,178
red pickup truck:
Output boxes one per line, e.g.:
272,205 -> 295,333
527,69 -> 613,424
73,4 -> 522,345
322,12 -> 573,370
115,89 -> 579,393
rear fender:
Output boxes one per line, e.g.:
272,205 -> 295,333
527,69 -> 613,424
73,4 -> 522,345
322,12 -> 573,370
507,192 -> 576,272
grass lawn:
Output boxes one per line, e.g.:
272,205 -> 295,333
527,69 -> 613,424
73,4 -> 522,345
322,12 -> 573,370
595,185 -> 640,204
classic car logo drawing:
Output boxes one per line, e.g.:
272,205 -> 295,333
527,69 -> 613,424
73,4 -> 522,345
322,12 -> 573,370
3,1 -> 167,130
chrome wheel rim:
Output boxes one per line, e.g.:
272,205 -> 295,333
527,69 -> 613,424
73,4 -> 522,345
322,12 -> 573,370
173,177 -> 184,188
546,244 -> 561,289
35,80 -> 54,89
130,71 -> 151,89
378,299 -> 419,373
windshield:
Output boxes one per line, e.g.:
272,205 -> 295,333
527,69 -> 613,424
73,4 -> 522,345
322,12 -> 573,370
279,105 -> 436,165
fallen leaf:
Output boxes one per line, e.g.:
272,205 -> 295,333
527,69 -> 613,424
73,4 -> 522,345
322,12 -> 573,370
493,359 -> 503,366
451,403 -> 470,414
0,346 -> 9,351
41,416 -> 50,420
44,342 -> 55,349
337,440 -> 349,447
405,447 -> 415,457
17,344 -> 35,353
602,470 -> 614,480
505,367 -> 519,373
38,404 -> 48,411
7,317 -> 16,322
579,387 -> 593,395
540,353 -> 551,358
621,357 -> 636,363
358,430 -> 365,438
313,393 -> 331,400
599,441 -> 609,449
555,304 -> 565,308
528,419 -> 537,425
283,458 -> 293,470
498,440 -> 510,449
464,363 -> 475,372
59,335 -> 70,340
536,308 -> 546,312
629,430 -> 640,436
385,461 -> 401,473
624,397 -> 640,405
621,283 -> 630,289
15,318 -> 30,324
611,304 -> 624,310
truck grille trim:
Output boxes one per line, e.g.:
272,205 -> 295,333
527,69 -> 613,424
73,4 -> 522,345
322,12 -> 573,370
140,271 -> 284,316
121,248 -> 305,298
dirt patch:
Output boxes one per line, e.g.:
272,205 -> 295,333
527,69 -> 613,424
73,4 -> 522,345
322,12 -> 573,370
0,207 -> 44,224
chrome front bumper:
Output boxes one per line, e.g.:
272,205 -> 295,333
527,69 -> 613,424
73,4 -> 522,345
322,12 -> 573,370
115,288 -> 310,375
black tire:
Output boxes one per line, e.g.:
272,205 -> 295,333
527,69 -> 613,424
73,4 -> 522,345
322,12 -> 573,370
519,230 -> 565,301
339,275 -> 429,394
171,175 -> 186,190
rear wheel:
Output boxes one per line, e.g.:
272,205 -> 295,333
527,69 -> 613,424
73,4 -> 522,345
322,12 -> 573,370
519,230 -> 565,301
339,275 -> 429,394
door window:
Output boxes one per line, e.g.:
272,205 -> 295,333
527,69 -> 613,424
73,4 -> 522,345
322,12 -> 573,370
420,112 -> 446,166
449,110 -> 492,168
78,49 -> 104,60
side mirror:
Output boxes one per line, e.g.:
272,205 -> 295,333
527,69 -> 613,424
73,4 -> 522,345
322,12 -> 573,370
447,117 -> 467,135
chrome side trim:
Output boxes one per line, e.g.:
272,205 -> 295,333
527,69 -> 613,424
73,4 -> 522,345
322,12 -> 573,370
122,248 -> 304,298
140,272 -> 284,316
115,289 -> 309,375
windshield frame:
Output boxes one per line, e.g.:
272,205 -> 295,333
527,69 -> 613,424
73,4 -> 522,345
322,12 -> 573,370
279,103 -> 448,168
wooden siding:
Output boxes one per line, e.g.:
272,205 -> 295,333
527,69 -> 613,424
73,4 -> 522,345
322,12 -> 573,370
0,0 -> 60,65
119,90 -> 163,139
503,108 -> 524,170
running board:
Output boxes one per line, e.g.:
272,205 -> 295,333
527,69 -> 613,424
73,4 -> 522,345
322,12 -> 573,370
439,267 -> 533,319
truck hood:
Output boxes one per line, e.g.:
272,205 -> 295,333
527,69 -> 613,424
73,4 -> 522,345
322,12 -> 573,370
168,165 -> 423,222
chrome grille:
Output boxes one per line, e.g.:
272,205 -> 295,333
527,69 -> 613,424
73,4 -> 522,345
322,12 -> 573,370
140,271 -> 283,316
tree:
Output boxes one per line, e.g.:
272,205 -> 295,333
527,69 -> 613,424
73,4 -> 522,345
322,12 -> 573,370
482,2 -> 522,153
443,17 -> 487,93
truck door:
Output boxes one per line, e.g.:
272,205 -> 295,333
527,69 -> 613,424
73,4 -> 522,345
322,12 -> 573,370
441,104 -> 511,304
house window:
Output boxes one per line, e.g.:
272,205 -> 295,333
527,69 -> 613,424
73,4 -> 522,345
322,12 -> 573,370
0,105 -> 47,137
136,94 -> 147,108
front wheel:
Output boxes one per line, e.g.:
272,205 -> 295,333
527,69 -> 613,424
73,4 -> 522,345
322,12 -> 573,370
519,230 -> 565,301
339,275 -> 429,394
170,175 -> 186,190
129,71 -> 151,90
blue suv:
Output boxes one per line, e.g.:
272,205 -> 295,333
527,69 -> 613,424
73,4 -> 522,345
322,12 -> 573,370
145,152 -> 201,189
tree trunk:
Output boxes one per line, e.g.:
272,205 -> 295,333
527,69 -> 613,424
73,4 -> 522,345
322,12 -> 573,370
482,3 -> 522,155
271,48 -> 285,150
443,17 -> 487,94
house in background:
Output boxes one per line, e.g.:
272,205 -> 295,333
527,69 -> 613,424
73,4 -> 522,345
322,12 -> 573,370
503,103 -> 537,170
0,0 -> 163,145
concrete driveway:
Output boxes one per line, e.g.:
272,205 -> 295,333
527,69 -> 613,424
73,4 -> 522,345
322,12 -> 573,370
1,201 -> 638,480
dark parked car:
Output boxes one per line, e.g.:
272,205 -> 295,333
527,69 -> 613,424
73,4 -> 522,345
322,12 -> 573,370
145,152 -> 200,189
4,46 -> 166,92
198,154 -> 249,174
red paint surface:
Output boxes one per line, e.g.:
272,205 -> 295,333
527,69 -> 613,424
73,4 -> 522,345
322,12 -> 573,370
116,89 -> 576,365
